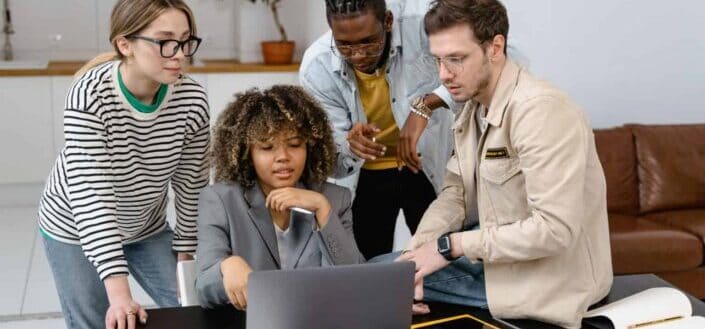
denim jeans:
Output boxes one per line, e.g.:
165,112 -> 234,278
43,228 -> 179,329
369,250 -> 487,308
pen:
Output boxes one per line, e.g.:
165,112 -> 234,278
627,315 -> 683,328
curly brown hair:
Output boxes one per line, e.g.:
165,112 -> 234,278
211,85 -> 337,189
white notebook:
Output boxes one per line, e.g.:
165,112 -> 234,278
584,287 -> 705,328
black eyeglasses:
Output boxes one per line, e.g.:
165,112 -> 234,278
128,35 -> 202,58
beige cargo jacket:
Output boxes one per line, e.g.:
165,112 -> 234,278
409,60 -> 613,328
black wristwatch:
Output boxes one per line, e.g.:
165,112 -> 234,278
437,232 -> 459,261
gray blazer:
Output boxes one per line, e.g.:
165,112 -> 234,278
195,181 -> 364,308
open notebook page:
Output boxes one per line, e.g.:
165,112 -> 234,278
584,287 -> 705,328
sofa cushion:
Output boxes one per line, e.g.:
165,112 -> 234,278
594,127 -> 639,215
644,209 -> 705,243
609,214 -> 703,274
631,124 -> 705,213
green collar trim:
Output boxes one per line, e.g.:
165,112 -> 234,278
118,67 -> 168,114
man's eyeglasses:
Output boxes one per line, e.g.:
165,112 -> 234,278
432,55 -> 468,75
330,36 -> 385,60
129,35 -> 202,58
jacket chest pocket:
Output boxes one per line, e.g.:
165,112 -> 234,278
480,158 -> 521,184
479,157 -> 527,225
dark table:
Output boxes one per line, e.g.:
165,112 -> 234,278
138,274 -> 705,329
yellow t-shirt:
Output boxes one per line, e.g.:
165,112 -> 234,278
354,68 -> 400,170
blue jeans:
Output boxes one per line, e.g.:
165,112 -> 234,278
369,251 -> 487,308
43,228 -> 179,329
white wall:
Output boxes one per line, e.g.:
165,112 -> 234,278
295,0 -> 705,129
238,0 -> 308,62
2,0 -> 703,128
0,0 -> 329,63
1,0 -> 241,60
306,0 -> 330,46
503,0 -> 705,128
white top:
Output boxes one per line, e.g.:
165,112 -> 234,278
274,224 -> 293,269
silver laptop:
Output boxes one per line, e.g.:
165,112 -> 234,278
246,261 -> 415,329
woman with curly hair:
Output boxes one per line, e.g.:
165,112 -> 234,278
195,85 -> 364,309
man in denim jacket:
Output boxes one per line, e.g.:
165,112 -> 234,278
300,0 -> 456,259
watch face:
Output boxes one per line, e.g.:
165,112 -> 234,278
438,236 -> 450,252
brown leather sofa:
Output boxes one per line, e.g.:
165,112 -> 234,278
594,123 -> 705,298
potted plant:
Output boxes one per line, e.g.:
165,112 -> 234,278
248,0 -> 295,64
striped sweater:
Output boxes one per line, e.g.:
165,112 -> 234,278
38,61 -> 210,280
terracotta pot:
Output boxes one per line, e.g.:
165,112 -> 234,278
261,41 -> 295,65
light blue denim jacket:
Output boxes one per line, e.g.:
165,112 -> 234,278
299,0 -> 455,192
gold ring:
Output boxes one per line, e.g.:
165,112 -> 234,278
126,310 -> 135,316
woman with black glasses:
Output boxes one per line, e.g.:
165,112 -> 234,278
38,1 -> 209,328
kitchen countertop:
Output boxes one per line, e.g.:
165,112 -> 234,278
0,59 -> 300,77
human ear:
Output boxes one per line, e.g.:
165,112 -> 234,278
383,11 -> 393,32
490,34 -> 506,60
115,36 -> 132,57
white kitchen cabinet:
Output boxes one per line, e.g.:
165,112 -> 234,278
206,72 -> 298,126
0,77 -> 54,184
51,76 -> 73,154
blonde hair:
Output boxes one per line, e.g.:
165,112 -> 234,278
74,0 -> 197,79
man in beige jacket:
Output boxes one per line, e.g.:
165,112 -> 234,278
397,0 -> 613,327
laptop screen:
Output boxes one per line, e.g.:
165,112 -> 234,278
246,262 -> 415,329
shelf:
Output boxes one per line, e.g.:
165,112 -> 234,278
0,59 -> 300,77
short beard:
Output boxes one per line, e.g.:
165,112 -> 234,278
469,55 -> 491,102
